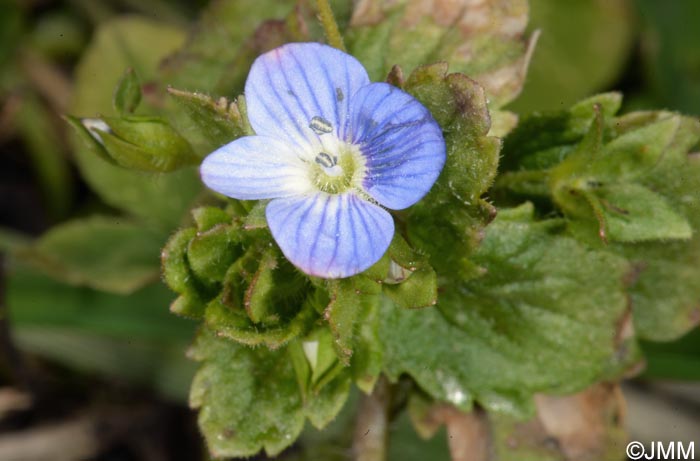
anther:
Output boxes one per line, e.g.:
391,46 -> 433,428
310,116 -> 333,135
315,152 -> 337,168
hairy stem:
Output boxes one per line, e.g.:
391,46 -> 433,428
315,0 -> 346,52
352,377 -> 391,461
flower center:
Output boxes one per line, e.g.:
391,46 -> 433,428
310,142 -> 365,194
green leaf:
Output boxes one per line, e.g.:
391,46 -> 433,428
113,67 -> 142,115
587,115 -> 684,183
346,0 -> 535,108
500,92 -> 622,173
189,330 -> 349,458
64,115 -> 116,165
622,153 -> 700,341
19,216 -> 165,294
70,17 -> 200,228
167,88 -> 249,152
16,93 -> 73,219
401,64 -> 501,279
162,227 -> 211,319
380,204 -> 630,416
7,264 -> 195,401
296,329 -> 343,390
346,288 -> 384,394
383,266 -> 437,309
203,249 -> 316,349
572,183 -> 692,243
186,223 -> 242,284
94,116 -> 198,172
159,0 -> 296,95
324,277 -> 381,363
191,206 -> 233,231
189,331 -> 305,458
501,96 -> 700,342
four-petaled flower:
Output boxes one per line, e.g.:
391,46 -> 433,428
200,43 -> 445,278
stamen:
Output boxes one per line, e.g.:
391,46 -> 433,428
315,152 -> 337,168
310,116 -> 333,135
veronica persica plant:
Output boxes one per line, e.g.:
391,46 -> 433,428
200,43 -> 445,278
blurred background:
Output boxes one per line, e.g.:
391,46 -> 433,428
0,0 -> 699,459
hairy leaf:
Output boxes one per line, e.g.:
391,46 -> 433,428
20,216 -> 165,294
189,330 -> 349,458
380,204 -> 629,416
346,0 -> 535,108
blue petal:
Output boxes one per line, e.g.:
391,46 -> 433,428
266,193 -> 394,278
349,82 -> 446,210
200,135 -> 313,200
245,42 -> 370,151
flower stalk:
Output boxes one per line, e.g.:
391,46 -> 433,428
315,0 -> 346,52
353,376 -> 391,461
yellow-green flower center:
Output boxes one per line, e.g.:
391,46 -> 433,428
310,143 -> 365,194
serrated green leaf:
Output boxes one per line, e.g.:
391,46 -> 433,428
405,65 -> 500,198
502,95 -> 700,342
113,67 -> 142,115
189,330 -> 349,458
401,64 -> 500,278
346,0 -> 534,108
20,216 -> 165,294
380,204 -> 629,417
189,330 -> 306,458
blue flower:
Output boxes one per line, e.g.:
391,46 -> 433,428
200,43 -> 445,278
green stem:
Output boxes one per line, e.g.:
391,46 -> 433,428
315,0 -> 346,52
352,377 -> 390,461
